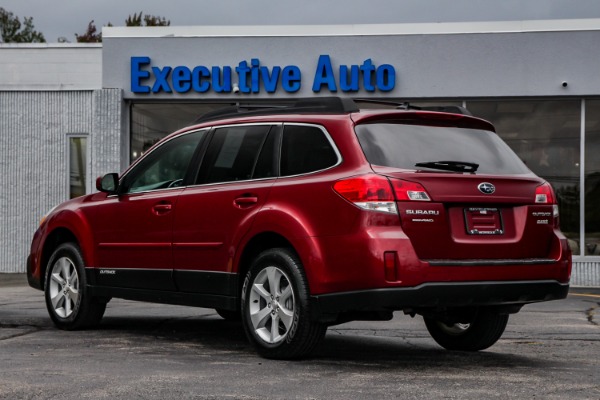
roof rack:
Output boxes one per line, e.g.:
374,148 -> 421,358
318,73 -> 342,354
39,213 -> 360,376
354,98 -> 472,116
194,96 -> 472,124
194,97 -> 359,123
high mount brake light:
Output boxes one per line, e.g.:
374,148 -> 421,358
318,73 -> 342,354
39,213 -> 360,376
333,175 -> 431,214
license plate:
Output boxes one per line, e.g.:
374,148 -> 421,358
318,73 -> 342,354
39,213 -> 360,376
464,207 -> 503,235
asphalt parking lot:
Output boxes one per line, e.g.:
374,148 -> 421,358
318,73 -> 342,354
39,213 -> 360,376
1,274 -> 599,400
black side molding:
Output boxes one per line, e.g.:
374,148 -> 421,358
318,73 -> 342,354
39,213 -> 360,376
88,285 -> 238,311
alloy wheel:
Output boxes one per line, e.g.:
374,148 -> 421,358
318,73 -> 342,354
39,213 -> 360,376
248,266 -> 295,344
48,257 -> 80,318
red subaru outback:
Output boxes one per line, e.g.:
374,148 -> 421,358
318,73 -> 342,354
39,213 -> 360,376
27,97 -> 571,359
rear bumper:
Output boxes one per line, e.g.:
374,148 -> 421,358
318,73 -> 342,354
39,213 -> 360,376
311,280 -> 569,318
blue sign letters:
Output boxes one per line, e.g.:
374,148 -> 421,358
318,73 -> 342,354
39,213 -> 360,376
130,55 -> 395,94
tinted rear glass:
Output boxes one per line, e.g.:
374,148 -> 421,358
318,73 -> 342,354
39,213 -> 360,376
281,125 -> 338,176
355,123 -> 530,175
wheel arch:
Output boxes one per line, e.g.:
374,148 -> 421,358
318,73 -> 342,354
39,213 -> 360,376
40,227 -> 79,290
235,230 -> 328,297
236,232 -> 296,297
39,210 -> 95,290
236,207 -> 329,295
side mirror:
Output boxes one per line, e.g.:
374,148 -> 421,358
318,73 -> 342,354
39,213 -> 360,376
96,173 -> 119,194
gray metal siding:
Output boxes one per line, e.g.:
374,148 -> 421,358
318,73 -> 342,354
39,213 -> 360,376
0,45 -> 102,91
92,89 -> 123,178
571,261 -> 600,287
0,89 -> 121,273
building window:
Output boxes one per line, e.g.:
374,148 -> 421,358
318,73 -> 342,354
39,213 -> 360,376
68,136 -> 88,199
467,100 -> 581,253
130,103 -> 225,163
585,100 -> 600,256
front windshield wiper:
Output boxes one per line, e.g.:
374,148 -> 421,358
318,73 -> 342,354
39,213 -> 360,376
415,160 -> 479,173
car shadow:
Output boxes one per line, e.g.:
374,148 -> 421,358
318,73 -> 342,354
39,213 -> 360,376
312,333 -> 546,370
94,312 -> 551,371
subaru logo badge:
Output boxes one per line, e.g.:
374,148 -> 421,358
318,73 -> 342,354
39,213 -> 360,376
478,182 -> 495,194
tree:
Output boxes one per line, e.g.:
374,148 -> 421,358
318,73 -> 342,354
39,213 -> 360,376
75,20 -> 103,43
75,12 -> 169,43
0,7 -> 45,43
125,12 -> 170,27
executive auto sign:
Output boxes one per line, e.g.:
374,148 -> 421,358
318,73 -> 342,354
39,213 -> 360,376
131,54 -> 396,94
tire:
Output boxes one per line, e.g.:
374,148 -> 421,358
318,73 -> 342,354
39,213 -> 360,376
215,308 -> 241,321
44,243 -> 106,330
424,311 -> 509,351
241,248 -> 327,359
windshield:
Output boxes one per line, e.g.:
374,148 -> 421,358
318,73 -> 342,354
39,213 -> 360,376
355,123 -> 530,175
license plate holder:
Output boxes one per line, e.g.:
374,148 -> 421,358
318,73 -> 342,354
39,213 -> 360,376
464,207 -> 503,235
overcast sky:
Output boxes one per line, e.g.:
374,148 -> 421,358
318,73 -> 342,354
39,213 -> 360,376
3,0 -> 600,42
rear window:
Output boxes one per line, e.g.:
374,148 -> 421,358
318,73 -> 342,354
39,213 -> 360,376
355,123 -> 530,175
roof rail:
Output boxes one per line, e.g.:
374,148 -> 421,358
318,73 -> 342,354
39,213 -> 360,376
354,98 -> 472,116
417,105 -> 472,116
194,97 -> 473,124
194,97 -> 359,123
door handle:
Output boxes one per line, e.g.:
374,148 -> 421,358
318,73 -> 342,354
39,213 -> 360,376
234,196 -> 258,208
152,203 -> 173,215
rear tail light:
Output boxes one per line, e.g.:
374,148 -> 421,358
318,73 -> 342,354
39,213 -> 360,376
535,182 -> 556,204
333,175 -> 397,214
535,182 -> 560,223
390,180 -> 431,201
333,174 -> 431,214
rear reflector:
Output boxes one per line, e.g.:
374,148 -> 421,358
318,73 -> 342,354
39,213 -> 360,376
384,251 -> 397,281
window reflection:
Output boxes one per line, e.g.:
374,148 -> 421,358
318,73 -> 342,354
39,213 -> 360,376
125,131 -> 205,194
468,100 -> 581,254
585,100 -> 600,256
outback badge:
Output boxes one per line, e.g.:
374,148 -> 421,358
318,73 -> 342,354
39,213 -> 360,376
478,182 -> 495,194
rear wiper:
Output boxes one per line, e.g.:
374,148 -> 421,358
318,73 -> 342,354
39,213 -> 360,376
415,160 -> 479,173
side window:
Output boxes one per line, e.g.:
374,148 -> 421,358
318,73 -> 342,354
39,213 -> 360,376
253,128 -> 279,179
281,125 -> 338,176
122,130 -> 205,194
197,125 -> 272,184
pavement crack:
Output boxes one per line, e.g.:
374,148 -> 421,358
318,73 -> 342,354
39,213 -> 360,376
585,303 -> 599,326
0,323 -> 43,340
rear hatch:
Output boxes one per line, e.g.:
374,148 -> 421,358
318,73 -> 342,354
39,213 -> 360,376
354,115 -> 559,262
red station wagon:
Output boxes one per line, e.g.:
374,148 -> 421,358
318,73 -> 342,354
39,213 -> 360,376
27,97 -> 572,359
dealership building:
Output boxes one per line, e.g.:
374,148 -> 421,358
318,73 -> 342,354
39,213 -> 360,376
0,19 -> 599,286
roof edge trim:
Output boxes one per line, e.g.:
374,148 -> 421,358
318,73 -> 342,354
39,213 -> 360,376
103,19 -> 600,38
